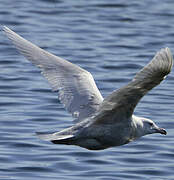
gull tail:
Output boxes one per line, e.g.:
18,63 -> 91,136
36,132 -> 75,145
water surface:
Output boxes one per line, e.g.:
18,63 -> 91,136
0,0 -> 174,179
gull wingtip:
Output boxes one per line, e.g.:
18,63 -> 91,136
164,47 -> 172,57
1,26 -> 12,36
2,25 -> 9,32
161,47 -> 173,62
165,47 -> 171,55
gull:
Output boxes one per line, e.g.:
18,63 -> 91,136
3,26 -> 173,150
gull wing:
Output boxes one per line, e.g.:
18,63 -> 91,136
95,48 -> 173,124
3,26 -> 103,121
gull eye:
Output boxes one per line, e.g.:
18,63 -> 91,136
149,122 -> 153,126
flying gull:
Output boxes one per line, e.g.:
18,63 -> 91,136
3,26 -> 173,150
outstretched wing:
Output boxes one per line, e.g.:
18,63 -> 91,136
95,48 -> 173,124
3,26 -> 103,121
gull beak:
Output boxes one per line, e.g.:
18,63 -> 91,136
156,128 -> 167,135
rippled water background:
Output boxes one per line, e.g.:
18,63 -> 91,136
0,0 -> 174,179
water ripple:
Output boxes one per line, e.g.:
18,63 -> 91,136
0,0 -> 174,179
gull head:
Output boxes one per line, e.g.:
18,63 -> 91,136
141,118 -> 167,136
133,116 -> 167,138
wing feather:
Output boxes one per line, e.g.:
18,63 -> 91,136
3,26 -> 103,121
95,48 -> 173,124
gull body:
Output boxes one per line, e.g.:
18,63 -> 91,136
42,115 -> 164,150
3,26 -> 172,150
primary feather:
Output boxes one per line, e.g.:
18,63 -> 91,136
3,26 -> 103,121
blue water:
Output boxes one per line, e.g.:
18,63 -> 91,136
0,0 -> 174,179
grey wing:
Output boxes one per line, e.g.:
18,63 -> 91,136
3,26 -> 103,121
95,48 -> 173,124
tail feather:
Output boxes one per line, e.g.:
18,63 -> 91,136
36,132 -> 74,142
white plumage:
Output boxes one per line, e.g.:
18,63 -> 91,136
3,26 -> 172,150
